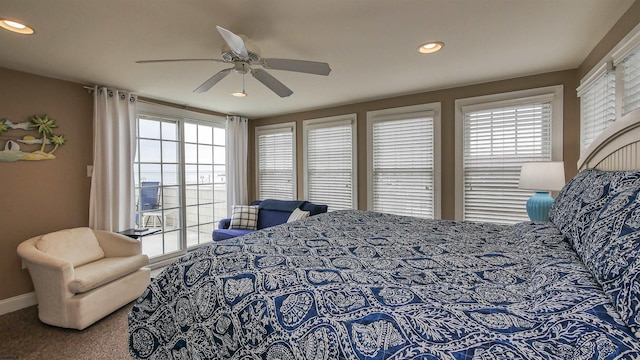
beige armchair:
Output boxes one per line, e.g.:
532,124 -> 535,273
17,227 -> 150,330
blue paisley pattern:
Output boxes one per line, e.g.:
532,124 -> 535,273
129,210 -> 640,359
551,169 -> 640,338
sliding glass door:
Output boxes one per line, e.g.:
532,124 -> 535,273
134,108 -> 226,261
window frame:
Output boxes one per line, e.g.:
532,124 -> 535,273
454,85 -> 564,222
254,122 -> 297,200
366,103 -> 441,219
302,114 -> 358,210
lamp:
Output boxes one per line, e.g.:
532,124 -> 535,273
518,161 -> 565,221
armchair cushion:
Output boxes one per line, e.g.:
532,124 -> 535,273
68,254 -> 149,294
68,255 -> 149,294
36,227 -> 104,267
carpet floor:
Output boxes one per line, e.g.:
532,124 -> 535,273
0,302 -> 133,359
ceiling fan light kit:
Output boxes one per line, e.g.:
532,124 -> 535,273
137,25 -> 331,98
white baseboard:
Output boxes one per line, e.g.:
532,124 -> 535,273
0,292 -> 37,316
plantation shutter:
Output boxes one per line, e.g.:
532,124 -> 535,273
257,127 -> 294,200
621,50 -> 640,116
463,98 -> 553,224
371,113 -> 434,218
578,70 -> 616,151
305,119 -> 355,210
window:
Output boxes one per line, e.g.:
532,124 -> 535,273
579,23 -> 640,152
303,114 -> 357,211
367,104 -> 440,219
255,123 -> 296,200
455,86 -> 563,224
578,67 -> 615,152
620,50 -> 640,115
135,103 -> 226,261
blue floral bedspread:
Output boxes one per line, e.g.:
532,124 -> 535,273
129,210 -> 640,359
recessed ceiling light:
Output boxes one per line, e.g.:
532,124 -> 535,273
0,19 -> 34,34
417,41 -> 444,54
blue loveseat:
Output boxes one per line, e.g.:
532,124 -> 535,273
212,199 -> 328,241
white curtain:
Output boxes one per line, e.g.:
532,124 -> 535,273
89,86 -> 137,231
226,115 -> 248,212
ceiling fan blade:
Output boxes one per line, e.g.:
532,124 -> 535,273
251,69 -> 293,97
193,68 -> 233,93
216,26 -> 249,58
136,58 -> 225,64
262,58 -> 331,76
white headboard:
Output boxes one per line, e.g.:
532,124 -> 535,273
578,110 -> 640,171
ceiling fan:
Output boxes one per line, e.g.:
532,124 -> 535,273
136,26 -> 331,97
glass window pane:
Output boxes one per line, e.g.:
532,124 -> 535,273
184,143 -> 198,164
164,209 -> 180,231
214,165 -> 226,184
140,164 -> 161,183
141,234 -> 163,258
199,165 -> 213,184
161,186 -> 180,210
162,122 -> 177,141
184,123 -> 197,143
198,124 -> 213,144
163,231 -> 180,253
198,144 -> 213,164
185,185 -> 198,206
199,184 -> 213,204
139,139 -> 161,162
214,127 -> 225,146
199,204 -> 213,225
186,206 -> 198,227
198,223 -> 213,245
162,164 -> 179,186
162,140 -> 178,163
139,118 -> 161,139
186,226 -> 199,248
185,165 -> 198,185
214,200 -> 227,226
213,145 -> 225,164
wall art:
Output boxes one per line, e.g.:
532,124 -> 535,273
0,114 -> 67,162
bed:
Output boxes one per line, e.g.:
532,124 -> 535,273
129,111 -> 640,359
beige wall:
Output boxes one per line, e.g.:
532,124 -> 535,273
0,67 -> 93,301
249,71 -> 579,220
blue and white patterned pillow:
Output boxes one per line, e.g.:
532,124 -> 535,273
229,205 -> 259,230
577,171 -> 640,336
549,169 -> 615,247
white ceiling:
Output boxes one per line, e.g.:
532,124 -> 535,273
0,0 -> 635,118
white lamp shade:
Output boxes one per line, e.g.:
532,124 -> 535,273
518,161 -> 565,191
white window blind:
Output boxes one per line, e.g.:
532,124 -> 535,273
622,50 -> 640,116
463,100 -> 553,224
304,118 -> 355,211
578,71 -> 616,151
371,114 -> 434,218
256,126 -> 295,200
